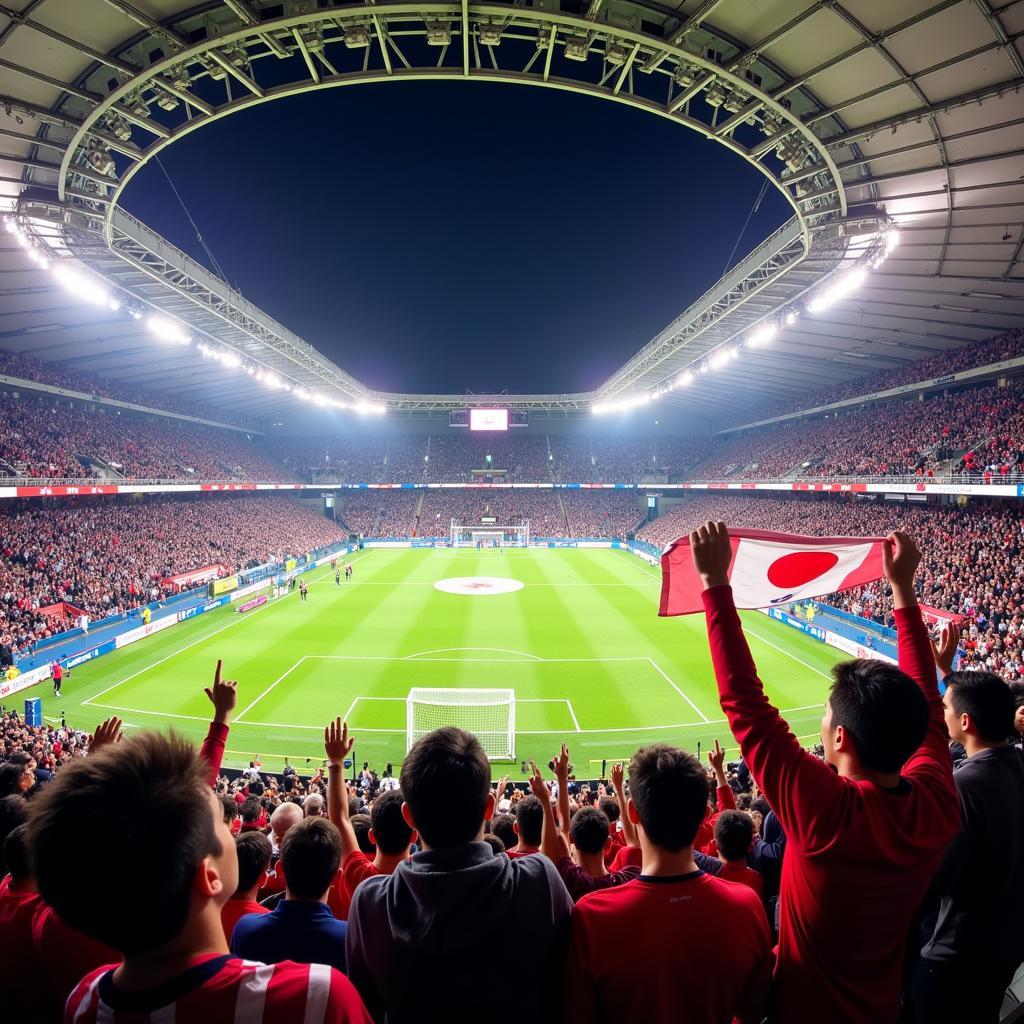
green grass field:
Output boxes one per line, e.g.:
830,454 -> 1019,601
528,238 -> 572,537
20,549 -> 847,777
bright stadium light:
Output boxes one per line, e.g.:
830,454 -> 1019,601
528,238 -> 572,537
807,267 -> 867,314
355,401 -> 387,415
677,371 -> 694,387
710,350 -> 729,370
747,323 -> 777,347
146,314 -> 190,344
785,311 -> 798,325
52,262 -> 116,309
263,372 -> 282,389
220,351 -> 241,368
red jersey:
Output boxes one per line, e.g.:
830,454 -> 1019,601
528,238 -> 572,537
505,848 -> 539,859
32,901 -> 120,1016
563,872 -> 771,1024
702,587 -> 960,1024
609,844 -> 642,873
717,862 -> 764,900
333,850 -> 382,920
221,897 -> 268,943
0,878 -> 50,1024
65,955 -> 372,1023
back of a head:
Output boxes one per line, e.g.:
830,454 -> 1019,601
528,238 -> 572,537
570,806 -> 611,855
400,727 -> 490,848
370,789 -> 413,855
351,813 -> 376,854
218,793 -> 237,825
489,813 -> 516,850
240,797 -> 262,824
270,800 -> 302,839
481,833 -> 505,856
234,831 -> 272,894
0,793 -> 28,874
515,795 -> 544,847
4,823 -> 32,885
280,817 -> 342,900
945,671 -> 1015,742
830,659 -> 929,773
304,792 -> 324,817
0,763 -> 23,798
29,731 -> 219,956
629,744 -> 708,852
598,796 -> 619,824
1010,681 -> 1024,737
714,810 -> 755,861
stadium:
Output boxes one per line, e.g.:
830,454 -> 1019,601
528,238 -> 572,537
1,1 -> 1023,1022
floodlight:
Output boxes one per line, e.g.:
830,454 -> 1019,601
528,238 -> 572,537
426,22 -> 451,45
146,314 -> 190,344
709,350 -> 729,370
479,23 -> 502,46
52,263 -> 115,308
565,36 -> 590,61
343,26 -> 370,48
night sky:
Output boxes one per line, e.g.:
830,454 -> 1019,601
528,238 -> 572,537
123,82 -> 790,395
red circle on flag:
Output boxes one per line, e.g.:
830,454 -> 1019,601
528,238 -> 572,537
767,550 -> 839,588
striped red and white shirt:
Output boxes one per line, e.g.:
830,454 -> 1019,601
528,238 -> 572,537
65,954 -> 372,1023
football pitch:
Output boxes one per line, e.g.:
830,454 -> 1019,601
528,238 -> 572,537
29,549 -> 847,777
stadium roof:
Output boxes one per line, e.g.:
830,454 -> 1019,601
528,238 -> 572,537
1,0 -> 1023,425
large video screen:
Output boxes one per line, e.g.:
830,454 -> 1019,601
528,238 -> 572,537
470,408 -> 508,431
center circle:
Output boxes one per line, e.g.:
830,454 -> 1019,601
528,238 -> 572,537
434,576 -> 525,597
766,550 -> 840,588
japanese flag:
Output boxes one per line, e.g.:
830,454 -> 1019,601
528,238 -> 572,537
659,528 -> 887,616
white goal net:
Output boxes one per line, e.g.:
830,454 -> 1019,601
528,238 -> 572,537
450,520 -> 530,547
406,688 -> 516,760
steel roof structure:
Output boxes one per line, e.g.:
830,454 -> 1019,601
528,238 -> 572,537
0,0 -> 1022,425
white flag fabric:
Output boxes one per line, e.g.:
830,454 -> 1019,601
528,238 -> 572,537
659,528 -> 887,615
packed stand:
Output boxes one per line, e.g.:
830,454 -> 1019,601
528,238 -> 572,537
0,395 -> 292,482
640,493 -> 1024,680
416,489 -> 565,537
338,491 -> 419,537
722,326 -> 1024,427
561,491 -> 645,538
0,346 -> 253,428
0,494 -> 347,654
263,436 -> 387,483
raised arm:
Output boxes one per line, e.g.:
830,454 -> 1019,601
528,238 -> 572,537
553,743 -> 572,834
529,762 -> 571,864
200,660 -> 236,785
693,522 -> 844,844
707,739 -> 736,811
610,762 -> 637,848
324,717 -> 361,857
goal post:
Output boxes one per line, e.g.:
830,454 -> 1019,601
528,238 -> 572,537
450,520 -> 530,547
406,688 -> 516,760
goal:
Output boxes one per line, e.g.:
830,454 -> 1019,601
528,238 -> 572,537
450,520 -> 530,547
406,688 -> 516,760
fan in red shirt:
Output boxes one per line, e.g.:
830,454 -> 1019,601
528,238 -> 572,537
506,793 -> 543,858
28,661 -> 371,1024
562,742 -> 772,1024
691,524 -> 960,1024
324,720 -> 415,919
220,831 -> 271,943
711,810 -> 764,900
0,826 -> 50,1024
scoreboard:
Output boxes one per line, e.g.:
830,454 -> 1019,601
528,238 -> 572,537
449,409 -> 528,430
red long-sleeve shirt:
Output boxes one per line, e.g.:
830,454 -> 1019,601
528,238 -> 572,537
702,586 -> 959,1024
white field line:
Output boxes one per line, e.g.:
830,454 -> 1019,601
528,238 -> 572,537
402,647 -> 543,661
307,654 -> 650,664
351,581 -> 658,587
82,553 -> 373,713
743,625 -> 833,681
565,699 -> 582,732
234,657 -> 307,723
340,694 -> 360,725
646,658 -> 711,723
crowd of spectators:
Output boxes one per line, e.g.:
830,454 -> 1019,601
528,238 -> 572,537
0,395 -> 291,482
0,495 -> 347,653
561,491 -> 645,538
721,326 -> 1024,427
0,347 -> 252,428
640,494 -> 1024,680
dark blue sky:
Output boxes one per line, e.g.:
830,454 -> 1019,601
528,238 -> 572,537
123,82 -> 790,395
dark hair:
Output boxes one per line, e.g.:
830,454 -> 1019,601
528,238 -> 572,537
240,797 -> 262,824
945,671 -> 1016,742
489,813 -> 516,850
570,806 -> 611,855
4,823 -> 31,883
351,813 -> 376,854
0,793 -> 28,875
598,796 -> 619,824
219,793 -> 238,824
714,810 -> 755,861
370,790 -> 412,855
751,797 -> 771,818
400,727 -> 490,848
0,763 -> 25,799
1009,681 -> 1024,711
514,795 -> 543,847
481,833 -> 506,856
29,732 -> 220,955
829,659 -> 929,773
280,817 -> 342,900
628,744 -> 708,852
234,832 -> 272,893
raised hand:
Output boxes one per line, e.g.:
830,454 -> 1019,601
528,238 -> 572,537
882,531 -> 921,608
689,521 -> 732,588
610,762 -> 625,792
930,621 -> 960,677
324,717 -> 354,767
204,660 -> 238,725
89,716 -> 123,752
707,738 -> 726,779
527,760 -> 549,803
553,742 -> 570,780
